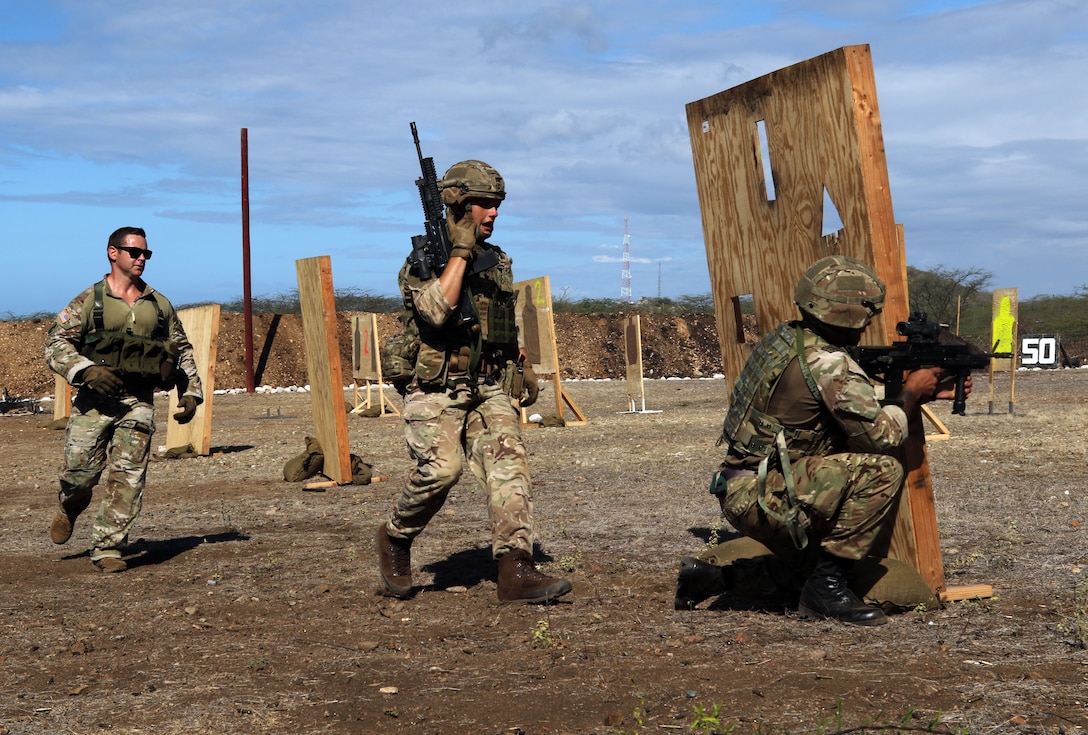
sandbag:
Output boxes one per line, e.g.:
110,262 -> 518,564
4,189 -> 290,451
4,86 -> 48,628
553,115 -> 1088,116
693,536 -> 939,612
283,436 -> 376,485
283,436 -> 324,482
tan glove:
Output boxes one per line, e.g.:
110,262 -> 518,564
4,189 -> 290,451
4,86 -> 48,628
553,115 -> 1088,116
173,395 -> 201,424
447,210 -> 481,261
518,362 -> 540,407
82,365 -> 123,396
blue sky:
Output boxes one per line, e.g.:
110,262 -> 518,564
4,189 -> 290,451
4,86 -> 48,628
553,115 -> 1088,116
1,0 -> 1085,317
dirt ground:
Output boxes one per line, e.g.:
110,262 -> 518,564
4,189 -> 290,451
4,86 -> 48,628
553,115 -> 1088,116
0,357 -> 1086,734
1,312 -> 1087,734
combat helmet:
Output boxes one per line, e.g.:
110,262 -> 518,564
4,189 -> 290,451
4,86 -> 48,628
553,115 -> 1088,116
439,160 -> 505,207
794,255 -> 885,329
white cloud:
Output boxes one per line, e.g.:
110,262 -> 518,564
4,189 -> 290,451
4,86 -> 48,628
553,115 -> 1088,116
1,0 -> 1086,313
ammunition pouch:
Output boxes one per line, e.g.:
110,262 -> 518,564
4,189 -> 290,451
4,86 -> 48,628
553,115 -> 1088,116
474,293 -> 517,345
501,359 -> 538,406
81,331 -> 179,389
381,311 -> 421,394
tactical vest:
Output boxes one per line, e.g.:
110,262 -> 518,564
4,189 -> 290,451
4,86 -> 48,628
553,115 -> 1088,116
718,322 -> 837,465
384,251 -> 518,391
79,281 -> 179,387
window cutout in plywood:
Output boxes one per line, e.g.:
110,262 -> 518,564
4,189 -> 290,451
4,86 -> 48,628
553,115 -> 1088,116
822,186 -> 844,236
731,294 -> 760,345
755,120 -> 776,201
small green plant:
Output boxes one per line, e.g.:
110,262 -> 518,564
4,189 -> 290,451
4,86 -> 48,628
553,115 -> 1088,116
558,551 -> 581,573
943,551 -> 983,576
1059,574 -> 1088,649
1004,519 -> 1024,545
682,699 -> 966,735
705,519 -> 723,550
530,619 -> 555,650
691,702 -> 735,734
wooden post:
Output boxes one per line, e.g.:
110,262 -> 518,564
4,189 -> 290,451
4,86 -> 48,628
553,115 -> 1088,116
295,256 -> 352,484
350,313 -> 399,417
53,375 -> 71,421
620,314 -> 661,414
513,276 -> 586,426
165,305 -> 220,455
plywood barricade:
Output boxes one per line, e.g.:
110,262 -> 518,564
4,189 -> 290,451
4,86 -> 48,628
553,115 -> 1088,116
513,276 -> 586,426
295,256 -> 352,484
620,314 -> 661,414
53,375 -> 71,421
165,304 -> 220,455
686,44 -> 988,601
350,313 -> 399,417
989,288 -> 1019,415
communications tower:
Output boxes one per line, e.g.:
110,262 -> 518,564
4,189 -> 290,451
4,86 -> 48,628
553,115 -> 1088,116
620,217 -> 632,303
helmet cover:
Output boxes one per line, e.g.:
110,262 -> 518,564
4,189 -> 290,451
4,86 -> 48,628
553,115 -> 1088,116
794,255 -> 885,329
439,160 -> 505,206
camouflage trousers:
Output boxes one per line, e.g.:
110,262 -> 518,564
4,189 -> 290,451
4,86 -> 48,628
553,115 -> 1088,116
717,452 -> 904,564
59,390 -> 155,561
390,380 -> 533,557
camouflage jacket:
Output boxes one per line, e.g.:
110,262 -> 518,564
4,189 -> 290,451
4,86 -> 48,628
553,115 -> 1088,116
721,320 -> 907,469
398,243 -> 521,386
45,277 -> 203,401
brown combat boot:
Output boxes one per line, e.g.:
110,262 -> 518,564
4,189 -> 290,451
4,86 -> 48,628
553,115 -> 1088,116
50,512 -> 76,545
92,557 -> 127,573
376,523 -> 414,598
496,549 -> 572,603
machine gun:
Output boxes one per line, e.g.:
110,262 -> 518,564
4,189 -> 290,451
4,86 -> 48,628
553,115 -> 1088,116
847,312 -> 1011,416
407,121 -> 496,324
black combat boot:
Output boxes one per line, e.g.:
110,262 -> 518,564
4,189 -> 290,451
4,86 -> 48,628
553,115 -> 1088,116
674,557 -> 734,610
496,549 -> 572,603
376,523 -> 414,598
798,551 -> 887,626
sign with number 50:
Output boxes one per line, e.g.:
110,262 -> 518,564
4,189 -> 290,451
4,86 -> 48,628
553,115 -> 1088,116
1021,335 -> 1059,368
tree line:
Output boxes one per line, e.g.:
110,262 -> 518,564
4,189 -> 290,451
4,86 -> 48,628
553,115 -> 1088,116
9,268 -> 1083,354
203,268 -> 1085,353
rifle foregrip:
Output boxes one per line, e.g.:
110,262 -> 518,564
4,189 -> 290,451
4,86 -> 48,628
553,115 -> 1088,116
952,375 -> 968,416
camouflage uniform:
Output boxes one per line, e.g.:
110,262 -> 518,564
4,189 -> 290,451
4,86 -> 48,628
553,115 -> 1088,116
388,246 -> 533,557
46,278 -> 202,564
713,320 -> 908,565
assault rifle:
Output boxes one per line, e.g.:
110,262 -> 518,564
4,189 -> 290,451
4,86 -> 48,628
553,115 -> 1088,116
847,312 -> 1011,416
408,121 -> 496,324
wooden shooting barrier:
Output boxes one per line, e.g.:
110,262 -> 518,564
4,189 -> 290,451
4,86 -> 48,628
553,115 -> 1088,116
989,288 -> 1018,415
53,375 -> 71,421
687,44 -> 989,601
296,256 -> 352,484
512,276 -> 586,426
350,313 -> 399,417
165,304 -> 220,455
620,314 -> 660,414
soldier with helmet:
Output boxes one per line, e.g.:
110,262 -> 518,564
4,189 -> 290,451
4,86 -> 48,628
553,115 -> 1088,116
675,256 -> 967,624
376,159 -> 572,604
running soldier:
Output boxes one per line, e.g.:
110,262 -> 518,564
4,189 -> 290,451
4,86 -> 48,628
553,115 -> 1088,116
46,226 -> 202,572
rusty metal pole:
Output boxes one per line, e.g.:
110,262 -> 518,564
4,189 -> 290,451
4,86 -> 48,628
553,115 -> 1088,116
241,128 -> 255,393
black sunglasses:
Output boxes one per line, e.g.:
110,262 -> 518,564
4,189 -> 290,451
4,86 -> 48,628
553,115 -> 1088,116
114,245 -> 153,260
